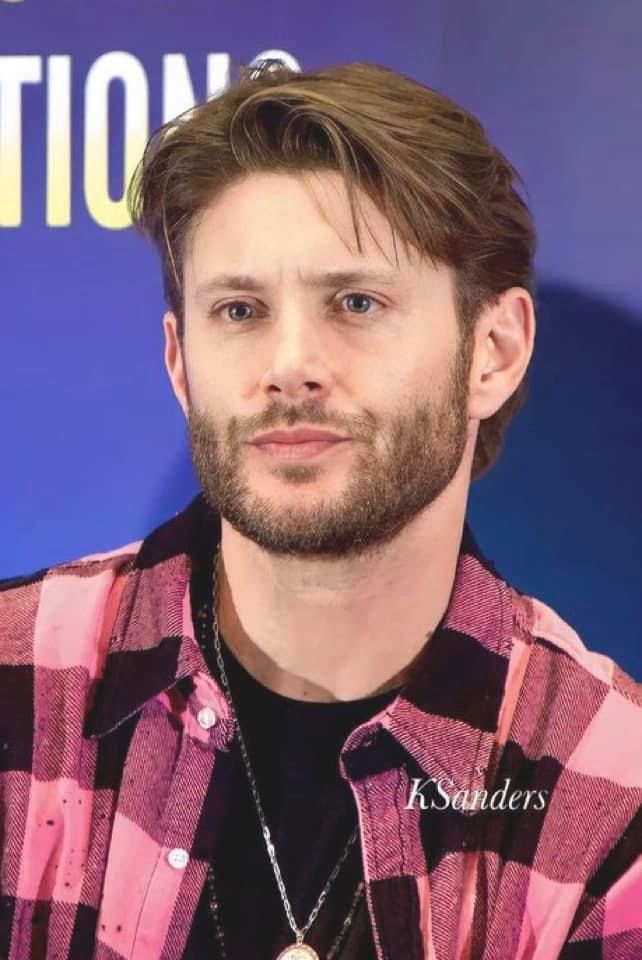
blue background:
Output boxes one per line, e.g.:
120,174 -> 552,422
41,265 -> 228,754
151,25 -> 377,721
1,0 -> 640,676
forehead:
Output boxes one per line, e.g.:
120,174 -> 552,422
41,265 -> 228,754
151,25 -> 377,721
184,170 -> 428,288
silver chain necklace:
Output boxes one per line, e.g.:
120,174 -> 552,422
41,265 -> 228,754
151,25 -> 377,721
207,546 -> 365,960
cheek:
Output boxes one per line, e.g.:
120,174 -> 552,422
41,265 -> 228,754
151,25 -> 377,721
373,362 -> 427,406
181,344 -> 218,405
187,381 -> 230,422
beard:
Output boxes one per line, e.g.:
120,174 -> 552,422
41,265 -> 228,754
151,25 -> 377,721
187,337 -> 473,560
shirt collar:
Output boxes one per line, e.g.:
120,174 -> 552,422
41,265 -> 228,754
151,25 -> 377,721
84,492 -> 218,739
339,521 -> 521,801
84,493 -> 523,801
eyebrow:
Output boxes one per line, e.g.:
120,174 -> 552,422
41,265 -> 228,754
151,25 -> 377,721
194,269 -> 402,303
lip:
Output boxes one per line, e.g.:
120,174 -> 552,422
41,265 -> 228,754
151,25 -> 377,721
249,428 -> 347,445
251,438 -> 349,460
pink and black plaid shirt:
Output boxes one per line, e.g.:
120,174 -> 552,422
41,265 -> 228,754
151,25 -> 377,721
1,492 -> 641,959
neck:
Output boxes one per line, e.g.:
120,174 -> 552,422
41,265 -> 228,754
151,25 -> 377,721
214,487 -> 467,704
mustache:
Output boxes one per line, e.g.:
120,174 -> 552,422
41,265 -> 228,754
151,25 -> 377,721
187,405 -> 365,443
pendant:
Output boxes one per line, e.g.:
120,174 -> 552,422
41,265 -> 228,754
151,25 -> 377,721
276,945 -> 320,960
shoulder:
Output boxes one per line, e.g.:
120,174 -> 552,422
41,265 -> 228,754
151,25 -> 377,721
0,495 -> 213,672
500,588 -> 642,903
0,537 -> 143,669
510,587 -> 642,785
527,591 -> 642,705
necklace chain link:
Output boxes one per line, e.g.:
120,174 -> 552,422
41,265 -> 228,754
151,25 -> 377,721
205,545 -> 365,957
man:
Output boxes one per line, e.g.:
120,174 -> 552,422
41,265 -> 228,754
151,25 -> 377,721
1,59 -> 641,960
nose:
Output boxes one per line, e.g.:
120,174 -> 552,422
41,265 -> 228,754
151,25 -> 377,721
258,311 -> 334,403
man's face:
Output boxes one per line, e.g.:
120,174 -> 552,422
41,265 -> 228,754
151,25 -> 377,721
172,170 -> 475,559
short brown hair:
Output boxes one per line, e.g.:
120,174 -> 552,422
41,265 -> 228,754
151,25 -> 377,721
129,60 -> 536,481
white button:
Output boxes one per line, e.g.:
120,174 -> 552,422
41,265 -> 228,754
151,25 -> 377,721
197,706 -> 217,730
167,848 -> 189,870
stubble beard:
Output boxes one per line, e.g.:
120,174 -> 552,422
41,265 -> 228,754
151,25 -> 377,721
188,340 -> 473,560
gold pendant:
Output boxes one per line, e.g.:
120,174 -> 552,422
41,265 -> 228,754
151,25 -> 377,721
276,945 -> 320,960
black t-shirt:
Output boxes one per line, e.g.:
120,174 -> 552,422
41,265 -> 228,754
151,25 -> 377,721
182,544 -> 399,959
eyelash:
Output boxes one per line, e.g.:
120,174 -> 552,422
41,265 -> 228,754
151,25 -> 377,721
211,293 -> 384,325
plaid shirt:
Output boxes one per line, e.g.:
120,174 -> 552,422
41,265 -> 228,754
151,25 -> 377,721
1,492 -> 641,960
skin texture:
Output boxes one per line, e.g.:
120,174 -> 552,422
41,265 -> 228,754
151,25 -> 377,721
164,170 -> 535,701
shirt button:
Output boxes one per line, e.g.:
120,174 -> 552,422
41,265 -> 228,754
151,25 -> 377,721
197,706 -> 217,730
167,848 -> 190,870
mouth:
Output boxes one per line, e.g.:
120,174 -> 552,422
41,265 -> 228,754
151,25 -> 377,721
249,438 -> 350,460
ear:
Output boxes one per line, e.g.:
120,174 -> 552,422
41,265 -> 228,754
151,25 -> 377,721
467,287 -> 535,421
163,311 -> 189,418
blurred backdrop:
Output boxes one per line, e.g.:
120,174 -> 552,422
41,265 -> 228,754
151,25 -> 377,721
1,0 -> 640,676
